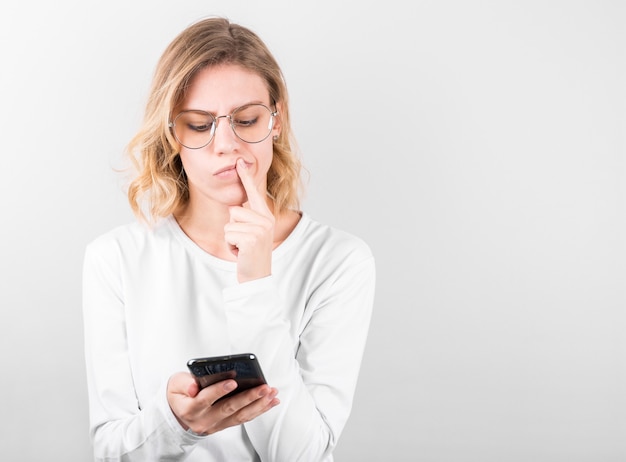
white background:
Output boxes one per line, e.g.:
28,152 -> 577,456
0,1 -> 624,461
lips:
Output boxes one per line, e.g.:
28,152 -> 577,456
214,159 -> 252,176
214,164 -> 237,176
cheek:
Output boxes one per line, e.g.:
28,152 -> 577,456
255,144 -> 274,173
178,151 -> 207,181
178,151 -> 192,172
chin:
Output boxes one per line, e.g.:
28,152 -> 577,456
219,189 -> 248,206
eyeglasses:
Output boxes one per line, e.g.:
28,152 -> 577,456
169,103 -> 278,149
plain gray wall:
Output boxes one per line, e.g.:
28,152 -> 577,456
1,1 -> 624,461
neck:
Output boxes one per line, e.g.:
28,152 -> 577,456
175,202 -> 230,235
173,198 -> 237,259
173,195 -> 300,260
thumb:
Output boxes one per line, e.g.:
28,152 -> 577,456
187,379 -> 200,398
198,378 -> 238,402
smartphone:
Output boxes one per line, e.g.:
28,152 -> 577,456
187,353 -> 267,401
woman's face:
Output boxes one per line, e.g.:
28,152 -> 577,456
175,64 -> 280,209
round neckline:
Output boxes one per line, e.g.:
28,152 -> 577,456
166,211 -> 309,270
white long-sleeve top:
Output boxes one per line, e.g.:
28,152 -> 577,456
82,212 -> 375,462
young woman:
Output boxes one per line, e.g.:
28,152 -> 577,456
82,16 -> 375,461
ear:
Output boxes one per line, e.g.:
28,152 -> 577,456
271,102 -> 283,138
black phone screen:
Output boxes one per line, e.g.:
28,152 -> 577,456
187,353 -> 267,401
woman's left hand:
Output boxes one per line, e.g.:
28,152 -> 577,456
225,158 -> 275,283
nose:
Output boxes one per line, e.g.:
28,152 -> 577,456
211,115 -> 239,152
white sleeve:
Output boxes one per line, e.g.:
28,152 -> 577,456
223,246 -> 376,462
82,241 -> 201,461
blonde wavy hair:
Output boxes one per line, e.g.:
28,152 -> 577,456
126,17 -> 302,223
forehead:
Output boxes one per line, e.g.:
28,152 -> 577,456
182,64 -> 270,111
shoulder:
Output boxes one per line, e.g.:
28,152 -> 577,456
297,213 -> 374,265
290,214 -> 376,294
84,217 -> 172,261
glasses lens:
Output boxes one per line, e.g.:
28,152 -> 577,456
173,111 -> 215,149
232,104 -> 273,143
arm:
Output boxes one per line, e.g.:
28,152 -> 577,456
225,160 -> 375,460
82,240 -> 199,461
224,248 -> 376,461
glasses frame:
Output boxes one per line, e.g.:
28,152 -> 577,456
168,103 -> 279,149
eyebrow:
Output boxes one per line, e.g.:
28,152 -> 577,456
180,100 -> 270,114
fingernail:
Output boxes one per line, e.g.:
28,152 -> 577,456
237,158 -> 246,168
224,381 -> 237,391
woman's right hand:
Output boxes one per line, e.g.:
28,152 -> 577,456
166,372 -> 280,435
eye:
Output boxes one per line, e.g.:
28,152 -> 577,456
233,116 -> 258,128
176,111 -> 215,133
187,121 -> 214,132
